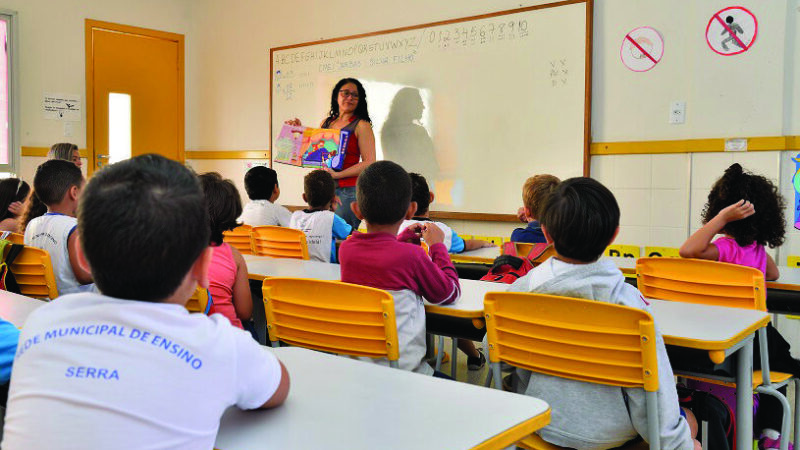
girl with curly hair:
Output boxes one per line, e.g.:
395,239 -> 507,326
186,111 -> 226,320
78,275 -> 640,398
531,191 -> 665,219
680,163 -> 795,449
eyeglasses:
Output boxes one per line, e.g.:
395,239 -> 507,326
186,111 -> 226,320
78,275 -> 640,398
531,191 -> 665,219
339,90 -> 359,99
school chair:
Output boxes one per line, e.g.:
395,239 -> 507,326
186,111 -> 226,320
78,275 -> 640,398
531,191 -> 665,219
484,292 -> 662,450
184,287 -> 212,314
222,225 -> 253,255
4,246 -> 58,300
0,231 -> 23,245
643,246 -> 680,258
636,257 -> 798,450
250,226 -> 309,260
787,255 -> 800,268
502,242 -> 555,265
262,277 -> 400,367
605,244 -> 641,259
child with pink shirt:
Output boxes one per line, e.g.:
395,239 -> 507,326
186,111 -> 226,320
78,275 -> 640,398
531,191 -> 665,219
680,163 -> 797,449
199,172 -> 252,330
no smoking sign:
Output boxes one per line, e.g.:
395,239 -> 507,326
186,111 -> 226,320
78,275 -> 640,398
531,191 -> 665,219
706,6 -> 758,56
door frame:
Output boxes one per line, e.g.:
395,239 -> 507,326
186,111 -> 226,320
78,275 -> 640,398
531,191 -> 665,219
84,19 -> 184,175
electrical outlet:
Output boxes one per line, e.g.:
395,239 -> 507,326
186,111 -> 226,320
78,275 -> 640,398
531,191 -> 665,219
669,101 -> 686,124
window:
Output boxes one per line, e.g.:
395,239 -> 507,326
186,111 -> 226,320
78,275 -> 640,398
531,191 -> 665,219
0,11 -> 17,174
108,93 -> 131,164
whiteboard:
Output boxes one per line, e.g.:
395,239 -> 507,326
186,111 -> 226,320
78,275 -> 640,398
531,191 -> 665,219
270,0 -> 590,216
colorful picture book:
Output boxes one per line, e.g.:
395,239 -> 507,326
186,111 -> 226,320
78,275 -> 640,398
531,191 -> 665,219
274,124 -> 351,170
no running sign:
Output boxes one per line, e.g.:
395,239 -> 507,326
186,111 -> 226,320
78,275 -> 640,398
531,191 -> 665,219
706,6 -> 757,56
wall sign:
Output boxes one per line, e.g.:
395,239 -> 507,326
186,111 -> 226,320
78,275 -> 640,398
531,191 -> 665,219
621,26 -> 664,72
706,6 -> 757,56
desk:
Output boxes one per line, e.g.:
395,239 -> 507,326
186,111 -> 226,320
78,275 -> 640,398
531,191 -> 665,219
650,299 -> 769,450
243,254 -> 340,281
451,247 -> 501,264
0,290 -> 46,327
215,346 -> 550,450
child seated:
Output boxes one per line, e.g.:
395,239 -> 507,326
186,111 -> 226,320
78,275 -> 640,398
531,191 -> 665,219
199,172 -> 253,329
680,163 -> 797,449
290,169 -> 352,263
339,161 -> 460,375
0,178 -> 30,233
511,174 -> 560,243
23,160 -> 93,295
398,173 -> 494,253
508,177 -> 698,450
239,166 -> 291,227
2,155 -> 289,448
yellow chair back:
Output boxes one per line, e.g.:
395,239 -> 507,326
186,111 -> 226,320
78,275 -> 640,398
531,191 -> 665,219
0,232 -> 24,245
251,226 -> 309,260
262,277 -> 400,365
636,257 -> 765,311
787,255 -> 800,267
185,287 -> 211,314
484,292 -> 659,391
223,225 -> 253,255
5,246 -> 58,300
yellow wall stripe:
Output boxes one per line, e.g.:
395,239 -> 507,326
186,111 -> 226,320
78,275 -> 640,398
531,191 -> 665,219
591,135 -> 800,155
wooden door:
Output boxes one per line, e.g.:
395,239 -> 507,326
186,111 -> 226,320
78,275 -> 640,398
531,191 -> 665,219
85,20 -> 184,174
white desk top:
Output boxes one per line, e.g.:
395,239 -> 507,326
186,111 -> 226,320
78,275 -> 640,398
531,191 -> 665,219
244,254 -> 340,281
215,347 -> 550,450
0,290 -> 46,327
650,299 -> 769,351
244,254 -> 496,319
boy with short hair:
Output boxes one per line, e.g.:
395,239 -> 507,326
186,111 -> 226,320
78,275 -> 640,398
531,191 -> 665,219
23,159 -> 93,294
339,161 -> 460,375
290,169 -> 352,263
239,166 -> 291,226
3,154 -> 289,448
508,177 -> 698,450
511,174 -> 560,243
399,173 -> 494,253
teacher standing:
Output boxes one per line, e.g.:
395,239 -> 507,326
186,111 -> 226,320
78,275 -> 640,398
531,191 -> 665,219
287,78 -> 376,229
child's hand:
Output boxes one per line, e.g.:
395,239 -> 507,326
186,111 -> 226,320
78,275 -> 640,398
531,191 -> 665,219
285,118 -> 302,126
516,207 -> 528,223
480,240 -> 497,248
421,223 -> 445,246
717,199 -> 755,223
328,195 -> 341,212
397,223 -> 423,245
7,201 -> 23,216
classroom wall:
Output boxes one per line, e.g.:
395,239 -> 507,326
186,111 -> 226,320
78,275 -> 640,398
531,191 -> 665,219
11,0 -> 191,180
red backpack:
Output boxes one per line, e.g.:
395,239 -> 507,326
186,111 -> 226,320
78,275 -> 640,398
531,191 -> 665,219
479,243 -> 552,284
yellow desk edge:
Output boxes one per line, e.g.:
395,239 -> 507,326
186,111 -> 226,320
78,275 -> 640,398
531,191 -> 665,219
472,408 -> 551,450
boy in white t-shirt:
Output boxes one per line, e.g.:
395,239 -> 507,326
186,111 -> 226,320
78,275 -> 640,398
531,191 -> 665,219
239,166 -> 292,226
290,169 -> 352,263
3,154 -> 290,449
23,159 -> 93,295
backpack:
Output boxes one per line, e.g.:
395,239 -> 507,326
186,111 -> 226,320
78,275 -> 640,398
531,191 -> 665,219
480,243 -> 553,284
0,238 -> 23,294
677,384 -> 735,450
479,255 -> 535,284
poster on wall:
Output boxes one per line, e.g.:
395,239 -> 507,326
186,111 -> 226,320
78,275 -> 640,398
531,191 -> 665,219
793,154 -> 800,230
42,93 -> 81,121
706,6 -> 758,56
620,26 -> 664,72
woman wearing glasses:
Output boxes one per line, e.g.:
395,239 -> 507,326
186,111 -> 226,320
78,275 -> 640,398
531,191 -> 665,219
286,78 -> 376,228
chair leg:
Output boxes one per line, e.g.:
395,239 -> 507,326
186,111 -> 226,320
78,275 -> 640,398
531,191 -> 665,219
270,340 -> 280,348
484,369 -> 493,388
755,385 -> 791,450
794,379 -> 800,450
451,337 -> 458,377
701,421 -> 707,450
492,362 -> 503,390
435,335 -> 444,372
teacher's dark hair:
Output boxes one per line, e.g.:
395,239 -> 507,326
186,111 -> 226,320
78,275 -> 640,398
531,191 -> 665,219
323,78 -> 372,127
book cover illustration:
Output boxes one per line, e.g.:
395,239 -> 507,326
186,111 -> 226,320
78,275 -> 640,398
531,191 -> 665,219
273,124 -> 306,166
299,128 -> 350,170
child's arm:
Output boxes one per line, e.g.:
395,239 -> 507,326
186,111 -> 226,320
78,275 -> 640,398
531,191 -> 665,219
230,246 -> 253,322
260,360 -> 290,409
766,253 -> 779,281
68,231 -> 93,284
417,223 -> 460,305
463,239 -> 496,251
679,200 -> 754,260
331,215 -> 352,239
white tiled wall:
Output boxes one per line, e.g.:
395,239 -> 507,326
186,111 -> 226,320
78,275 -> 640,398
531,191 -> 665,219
591,152 -> 690,248
594,150 -> 791,262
